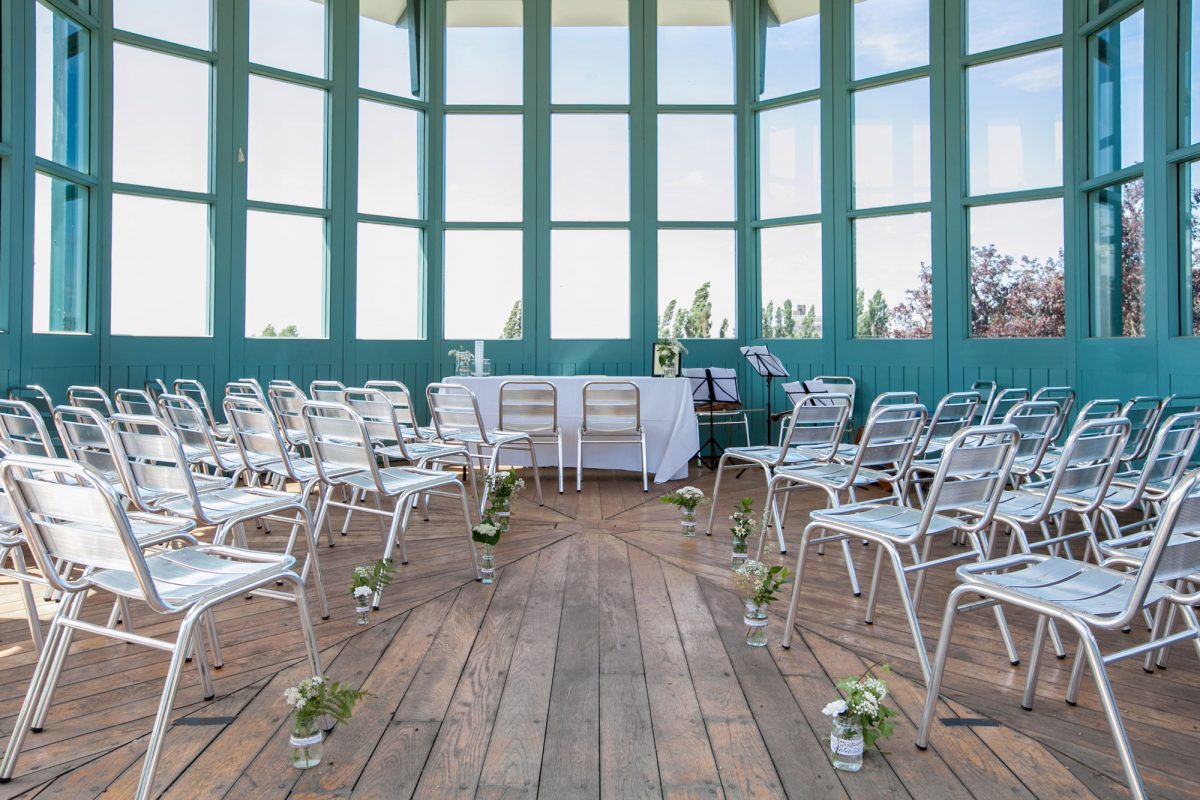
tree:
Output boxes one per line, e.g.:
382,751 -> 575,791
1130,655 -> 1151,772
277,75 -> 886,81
762,301 -> 776,338
779,299 -> 796,338
798,305 -> 817,338
260,323 -> 277,338
278,324 -> 299,337
658,300 -> 677,337
1120,179 -> 1145,337
853,289 -> 865,336
684,282 -> 713,338
718,318 -> 729,338
968,244 -> 1064,337
856,289 -> 890,338
889,263 -> 932,338
501,300 -> 522,339
671,305 -> 687,338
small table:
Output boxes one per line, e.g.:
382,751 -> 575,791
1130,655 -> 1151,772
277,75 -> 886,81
446,376 -> 700,483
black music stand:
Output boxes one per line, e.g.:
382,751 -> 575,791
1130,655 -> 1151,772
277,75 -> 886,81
684,367 -> 741,469
741,346 -> 789,444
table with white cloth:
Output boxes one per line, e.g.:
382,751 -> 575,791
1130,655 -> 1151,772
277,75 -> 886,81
442,376 -> 700,483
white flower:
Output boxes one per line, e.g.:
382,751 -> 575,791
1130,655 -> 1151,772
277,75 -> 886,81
474,522 -> 497,536
353,586 -> 373,600
284,687 -> 303,708
822,699 -> 848,717
678,487 -> 704,499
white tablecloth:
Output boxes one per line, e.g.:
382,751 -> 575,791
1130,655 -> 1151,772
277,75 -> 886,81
444,376 -> 699,483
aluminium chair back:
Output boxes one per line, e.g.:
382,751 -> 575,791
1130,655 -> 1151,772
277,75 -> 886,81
969,380 -> 997,422
269,378 -> 304,394
426,382 -> 489,441
919,424 -> 1021,534
865,391 -> 921,420
1117,412 -> 1200,504
109,413 -> 204,515
776,393 -> 851,464
226,380 -> 267,405
364,380 -> 425,432
301,401 -> 385,490
1036,417 -> 1131,515
0,400 -> 57,458
919,391 -> 982,454
980,387 -> 1030,426
268,384 -> 309,448
67,386 -> 115,418
310,380 -> 346,403
173,379 -> 226,435
53,405 -> 127,487
1031,386 -> 1076,441
344,388 -> 411,456
224,395 -> 299,479
144,379 -> 169,400
158,393 -> 239,471
844,403 -> 927,484
1003,400 -> 1061,475
1119,396 -> 1169,463
115,388 -> 161,419
8,385 -> 58,450
499,381 -> 558,435
581,381 -> 642,435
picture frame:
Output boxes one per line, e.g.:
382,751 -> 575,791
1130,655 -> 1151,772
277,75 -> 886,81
652,341 -> 682,378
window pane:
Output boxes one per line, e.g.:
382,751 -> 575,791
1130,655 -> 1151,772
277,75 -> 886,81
1188,162 -> 1200,333
552,0 -> 628,103
854,213 -> 931,339
657,0 -> 733,104
111,195 -> 210,336
657,230 -> 736,339
35,2 -> 89,172
357,223 -> 422,340
759,100 -> 820,219
968,49 -> 1062,195
658,114 -> 735,221
445,115 -> 522,221
853,78 -> 930,209
33,173 -> 88,334
1186,1 -> 1200,145
759,0 -> 819,100
551,230 -> 630,339
1090,9 -> 1144,176
969,200 -> 1064,338
445,0 -> 523,105
248,76 -> 326,208
245,211 -> 326,338
113,45 -> 210,192
358,100 -> 421,219
249,0 -> 326,77
760,224 -> 821,339
853,0 -> 928,80
1090,179 -> 1144,337
360,3 -> 415,97
444,230 -> 523,339
114,0 -> 211,49
967,0 -> 1061,54
552,114 -> 629,222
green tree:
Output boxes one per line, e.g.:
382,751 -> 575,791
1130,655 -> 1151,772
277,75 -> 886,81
798,305 -> 817,338
718,318 -> 729,338
779,299 -> 796,338
762,301 -> 776,338
501,300 -> 522,339
853,289 -> 866,336
685,282 -> 713,338
860,290 -> 890,338
278,324 -> 299,337
658,299 -> 677,337
671,306 -> 687,338
260,323 -> 277,337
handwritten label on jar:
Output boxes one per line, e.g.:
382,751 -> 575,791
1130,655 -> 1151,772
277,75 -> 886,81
830,735 -> 864,757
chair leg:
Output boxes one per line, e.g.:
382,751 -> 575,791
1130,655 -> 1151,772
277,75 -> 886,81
527,439 -> 544,506
374,507 -> 407,609
134,613 -> 204,799
916,584 -> 973,747
640,433 -> 648,492
294,506 -> 330,620
9,549 -> 45,653
864,547 -> 885,623
576,434 -> 584,492
705,454 -> 731,534
313,484 -> 335,548
782,523 -> 819,649
1022,615 -> 1050,710
839,540 -> 862,597
455,481 -> 481,580
882,541 -> 932,685
556,435 -> 564,494
1076,625 -> 1148,800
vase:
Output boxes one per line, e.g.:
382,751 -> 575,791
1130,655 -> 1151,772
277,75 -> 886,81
732,538 -> 748,569
355,605 -> 370,625
480,543 -> 495,584
494,500 -> 511,532
662,363 -> 678,379
830,714 -> 864,772
681,507 -> 697,537
744,602 -> 769,647
290,717 -> 324,769
456,361 -> 471,376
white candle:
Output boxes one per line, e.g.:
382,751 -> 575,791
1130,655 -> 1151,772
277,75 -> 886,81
474,340 -> 485,375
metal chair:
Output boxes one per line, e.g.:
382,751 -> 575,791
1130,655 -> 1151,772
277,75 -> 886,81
8,385 -> 60,454
0,399 -> 58,457
269,382 -> 310,449
310,380 -> 346,402
979,387 -> 1029,426
969,380 -> 997,422
916,391 -> 982,457
498,380 -> 564,495
364,379 -> 436,440
1118,395 -> 1170,468
302,401 -> 477,603
426,382 -> 545,510
144,378 -> 169,400
115,387 -> 163,418
1098,412 -> 1200,541
157,393 -> 247,479
577,380 -> 649,494
781,424 -> 1022,683
66,386 -> 116,418
0,456 -> 325,800
173,378 -> 232,439
1003,400 -> 1063,483
226,380 -> 267,404
916,470 -> 1200,800
1031,385 -> 1076,442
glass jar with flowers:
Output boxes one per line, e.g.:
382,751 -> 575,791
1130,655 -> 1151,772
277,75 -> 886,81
660,486 -> 710,536
284,677 -> 366,769
348,559 -> 394,625
822,664 -> 897,772
486,470 -> 526,531
729,497 -> 754,569
732,555 -> 788,647
448,347 -> 474,376
472,519 -> 500,584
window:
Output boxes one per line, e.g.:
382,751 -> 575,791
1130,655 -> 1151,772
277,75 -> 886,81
443,230 -> 523,339
357,223 -> 422,340
552,0 -> 628,104
657,230 -> 736,339
33,174 -> 88,334
1187,1 -> 1200,145
657,0 -> 733,104
245,211 -> 326,338
444,115 -> 522,222
360,1 -> 416,98
854,213 -> 931,339
358,100 -> 421,219
969,200 -> 1064,338
853,78 -> 931,209
760,225 -> 821,339
551,230 -> 630,339
1187,163 -> 1200,335
445,0 -> 523,105
759,100 -> 820,219
1091,178 -> 1144,337
758,0 -> 819,100
249,0 -> 326,77
35,2 -> 89,172
111,196 -> 210,336
114,0 -> 211,49
658,114 -> 735,221
853,0 -> 928,80
551,114 -> 629,222
1090,9 -> 1144,176
967,0 -> 1060,54
247,76 -> 326,208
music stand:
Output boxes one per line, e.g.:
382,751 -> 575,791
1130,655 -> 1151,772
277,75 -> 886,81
740,346 -> 789,444
684,367 -> 741,469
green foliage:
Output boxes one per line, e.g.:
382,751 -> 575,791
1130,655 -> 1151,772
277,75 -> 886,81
278,324 -> 298,337
259,323 -> 298,338
658,299 -> 677,337
762,301 -> 776,338
501,300 -> 522,339
684,282 -> 713,338
857,290 -> 890,338
660,486 -> 708,511
349,559 -> 394,596
285,677 -> 367,729
734,559 -> 789,606
729,497 -> 754,543
719,318 -> 729,338
835,664 -> 897,750
261,323 -> 277,337
798,305 -> 817,338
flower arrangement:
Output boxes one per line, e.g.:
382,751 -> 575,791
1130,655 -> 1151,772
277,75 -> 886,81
472,520 -> 500,546
284,676 -> 366,769
473,471 -> 525,584
448,347 -> 474,375
486,470 -> 526,506
349,559 -> 394,624
732,557 -> 789,608
654,337 -> 687,368
822,664 -> 897,751
661,486 -> 708,511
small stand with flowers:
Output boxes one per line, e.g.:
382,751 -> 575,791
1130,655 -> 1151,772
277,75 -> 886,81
822,664 -> 897,772
661,486 -> 709,536
349,559 -> 394,624
732,554 -> 788,647
284,677 -> 366,769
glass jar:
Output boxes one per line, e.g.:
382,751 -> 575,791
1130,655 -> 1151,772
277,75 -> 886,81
830,714 -> 864,772
479,543 -> 495,584
744,601 -> 769,647
681,507 -> 697,537
290,717 -> 324,769
354,605 -> 370,625
732,537 -> 748,569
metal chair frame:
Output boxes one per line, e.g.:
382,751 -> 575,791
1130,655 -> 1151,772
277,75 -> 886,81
576,380 -> 651,494
7,385 -> 60,454
0,399 -> 57,458
173,379 -> 232,439
499,380 -> 565,495
979,387 -> 1030,426
268,383 -> 311,449
364,379 -> 436,440
309,380 -> 347,402
158,393 -> 247,478
66,386 -> 116,418
1031,385 -> 1077,442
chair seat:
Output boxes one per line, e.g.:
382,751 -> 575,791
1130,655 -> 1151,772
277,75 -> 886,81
340,465 -> 459,496
88,545 -> 295,604
962,556 -> 1172,619
725,445 -> 826,467
400,425 -> 438,441
444,429 -> 530,446
157,487 -> 300,524
182,443 -> 242,472
378,442 -> 467,462
774,461 -> 889,489
957,490 -> 1078,525
812,502 -> 960,541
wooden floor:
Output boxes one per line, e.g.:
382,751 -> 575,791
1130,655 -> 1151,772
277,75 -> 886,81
1,465 -> 1198,798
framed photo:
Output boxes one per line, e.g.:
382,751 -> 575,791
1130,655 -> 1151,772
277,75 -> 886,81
652,341 -> 682,377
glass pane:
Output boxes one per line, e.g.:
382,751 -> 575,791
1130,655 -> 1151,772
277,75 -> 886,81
853,78 -> 930,209
656,229 -> 736,339
854,212 -> 931,339
358,100 -> 421,219
1090,178 -> 1144,337
969,199 -> 1065,338
249,0 -> 326,77
760,224 -> 821,339
114,0 -> 211,49
443,230 -> 523,339
445,114 -> 522,222
657,0 -> 734,104
967,0 -> 1061,54
1090,9 -> 1144,176
552,114 -> 629,222
35,2 -> 89,172
360,2 -> 415,97
1186,1 -> 1200,145
1188,162 -> 1200,334
552,0 -> 629,104
853,0 -> 928,80
759,0 -> 820,100
245,211 -> 326,338
113,44 -> 210,193
658,114 -> 735,221
111,195 -> 210,336
445,0 -> 523,105
759,100 -> 820,219
33,173 -> 88,334
357,223 -> 422,339
968,49 -> 1063,195
551,230 -> 630,339
248,76 -> 326,208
